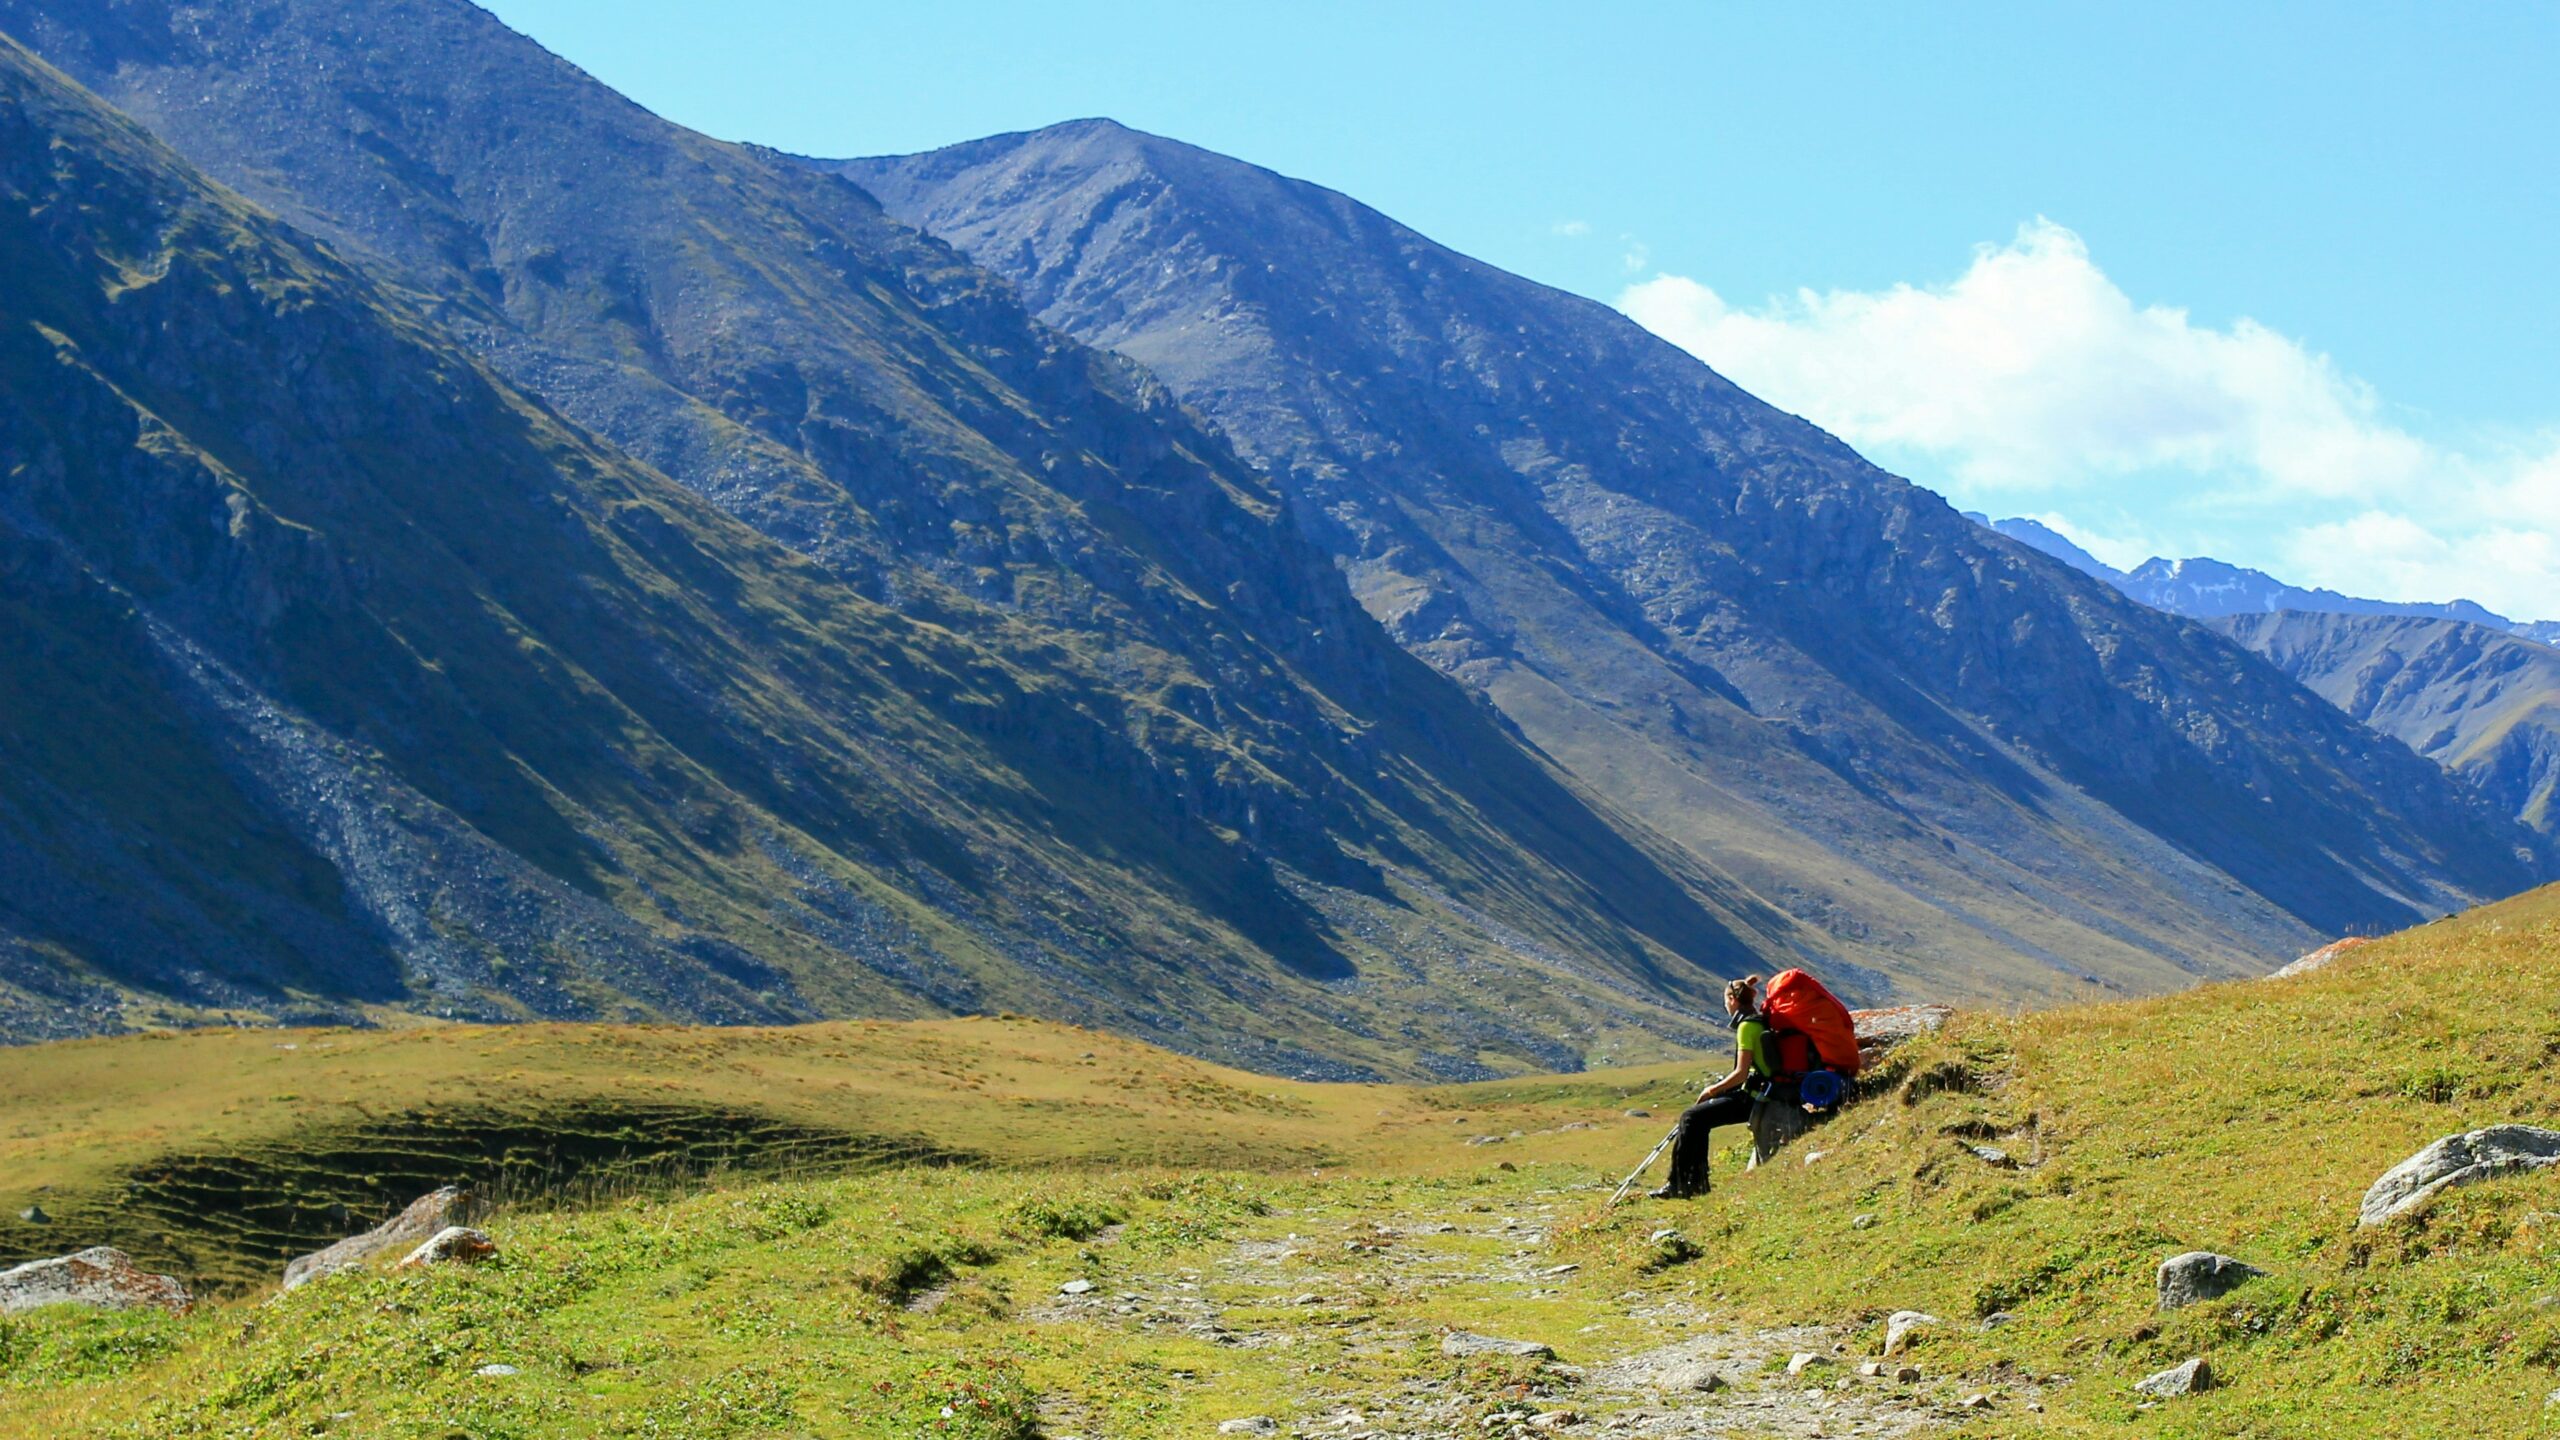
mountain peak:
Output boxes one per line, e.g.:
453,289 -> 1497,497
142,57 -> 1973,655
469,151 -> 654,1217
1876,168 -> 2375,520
849,128 -> 2544,987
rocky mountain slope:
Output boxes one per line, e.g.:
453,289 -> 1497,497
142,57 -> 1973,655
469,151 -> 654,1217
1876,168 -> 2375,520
0,32 -> 1769,1077
2218,611 -> 2560,837
842,120 -> 2543,999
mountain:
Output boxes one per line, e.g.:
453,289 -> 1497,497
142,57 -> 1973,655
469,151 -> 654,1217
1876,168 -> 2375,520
2122,556 -> 2514,628
1979,520 -> 2560,829
2217,612 -> 2560,837
1978,515 -> 2546,635
0,26 -> 1773,1077
842,120 -> 2543,1001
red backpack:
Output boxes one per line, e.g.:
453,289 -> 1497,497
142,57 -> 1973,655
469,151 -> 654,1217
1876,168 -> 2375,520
1760,969 -> 1863,1078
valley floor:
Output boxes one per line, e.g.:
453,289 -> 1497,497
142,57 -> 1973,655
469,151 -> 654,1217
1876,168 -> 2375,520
4,885 -> 2560,1438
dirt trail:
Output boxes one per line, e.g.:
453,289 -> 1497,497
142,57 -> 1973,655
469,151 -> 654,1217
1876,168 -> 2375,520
1031,1183 -> 2026,1438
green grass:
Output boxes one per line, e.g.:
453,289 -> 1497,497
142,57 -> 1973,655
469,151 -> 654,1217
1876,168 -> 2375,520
4,886 -> 2560,1436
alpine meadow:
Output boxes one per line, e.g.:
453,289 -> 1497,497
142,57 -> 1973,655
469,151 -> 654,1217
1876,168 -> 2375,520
2,4 -> 2556,1438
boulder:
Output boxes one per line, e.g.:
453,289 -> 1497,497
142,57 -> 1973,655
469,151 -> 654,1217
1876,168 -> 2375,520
16,1205 -> 47,1225
1059,1279 -> 1097,1295
1746,1100 -> 1811,1169
2133,1357 -> 2212,1398
0,1247 -> 190,1314
1652,1361 -> 1725,1392
1882,1310 -> 1940,1357
2267,936 -> 2369,980
284,1185 -> 483,1290
2359,1125 -> 2560,1227
1217,1419 -> 1277,1436
397,1225 -> 497,1269
1850,1005 -> 1954,1055
2156,1252 -> 2264,1309
1785,1352 -> 1822,1376
1442,1331 -> 1555,1360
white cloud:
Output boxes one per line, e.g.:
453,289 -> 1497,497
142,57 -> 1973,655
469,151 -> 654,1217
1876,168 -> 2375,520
1620,237 -> 1651,274
1618,220 -> 2560,620
1551,218 -> 1591,238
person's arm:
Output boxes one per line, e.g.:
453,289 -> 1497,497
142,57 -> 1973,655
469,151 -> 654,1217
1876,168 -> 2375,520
1697,1042 -> 1751,1102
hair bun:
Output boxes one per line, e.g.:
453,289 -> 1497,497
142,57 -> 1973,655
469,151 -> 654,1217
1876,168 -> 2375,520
1744,974 -> 1764,988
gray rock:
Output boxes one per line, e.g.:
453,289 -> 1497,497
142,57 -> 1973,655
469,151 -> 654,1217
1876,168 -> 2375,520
1893,1365 -> 1922,1383
1442,1331 -> 1555,1360
285,1186 -> 483,1290
1969,1145 -> 2016,1168
1883,1310 -> 1940,1357
1747,1101 -> 1812,1169
396,1226 -> 496,1269
1651,1361 -> 1724,1392
0,1247 -> 190,1314
1981,1311 -> 2017,1329
2359,1125 -> 2560,1226
1850,1005 -> 1955,1054
1059,1278 -> 1097,1295
1785,1352 -> 1822,1376
16,1205 -> 47,1225
1852,1213 -> 1877,1230
2157,1252 -> 2264,1309
1217,1419 -> 1277,1436
1624,1109 -> 1652,1119
2133,1357 -> 2213,1398
475,1363 -> 519,1377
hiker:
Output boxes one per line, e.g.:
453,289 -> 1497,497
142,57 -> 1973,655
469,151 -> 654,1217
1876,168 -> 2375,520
1650,975 -> 1775,1199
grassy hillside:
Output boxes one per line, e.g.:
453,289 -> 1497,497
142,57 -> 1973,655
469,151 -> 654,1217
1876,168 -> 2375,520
3,887 -> 2558,1436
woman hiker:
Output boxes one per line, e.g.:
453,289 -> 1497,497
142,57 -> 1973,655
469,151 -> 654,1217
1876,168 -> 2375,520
1651,975 -> 1778,1199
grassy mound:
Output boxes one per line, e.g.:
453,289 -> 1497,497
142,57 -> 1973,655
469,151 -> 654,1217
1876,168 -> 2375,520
2,886 -> 2557,1436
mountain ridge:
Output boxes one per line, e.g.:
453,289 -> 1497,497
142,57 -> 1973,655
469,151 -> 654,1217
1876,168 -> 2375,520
0,23 -> 1769,1076
1975,513 -> 2548,635
2216,610 -> 2560,838
842,119 -> 2543,997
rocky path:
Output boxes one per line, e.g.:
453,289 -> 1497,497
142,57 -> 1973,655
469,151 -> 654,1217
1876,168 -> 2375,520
1027,1182 -> 2031,1439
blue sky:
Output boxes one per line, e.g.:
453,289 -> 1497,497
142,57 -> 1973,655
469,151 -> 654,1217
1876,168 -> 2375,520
483,0 -> 2560,619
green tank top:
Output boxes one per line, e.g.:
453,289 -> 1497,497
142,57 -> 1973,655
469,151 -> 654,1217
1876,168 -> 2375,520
1735,1016 -> 1772,1077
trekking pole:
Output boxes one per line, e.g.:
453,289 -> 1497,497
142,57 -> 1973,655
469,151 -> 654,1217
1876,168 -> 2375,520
1606,1125 -> 1681,1208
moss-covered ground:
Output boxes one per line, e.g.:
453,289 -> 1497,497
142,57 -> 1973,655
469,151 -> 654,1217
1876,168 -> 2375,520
3,885 -> 2558,1437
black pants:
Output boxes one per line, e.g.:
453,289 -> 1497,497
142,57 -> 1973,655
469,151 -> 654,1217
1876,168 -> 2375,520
1664,1093 -> 1756,1195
